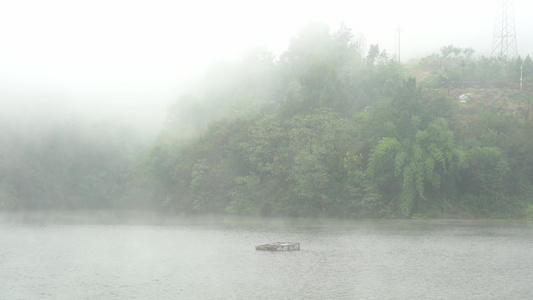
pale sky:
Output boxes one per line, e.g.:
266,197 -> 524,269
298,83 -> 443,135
1,0 -> 532,134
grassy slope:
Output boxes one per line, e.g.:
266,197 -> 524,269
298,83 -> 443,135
404,62 -> 533,219
404,62 -> 530,120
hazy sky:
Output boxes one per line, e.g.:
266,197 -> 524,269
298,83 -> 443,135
1,0 -> 532,134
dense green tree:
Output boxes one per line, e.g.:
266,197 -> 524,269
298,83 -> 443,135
458,147 -> 510,216
281,62 -> 348,116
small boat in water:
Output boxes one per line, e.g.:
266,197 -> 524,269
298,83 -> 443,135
255,242 -> 300,251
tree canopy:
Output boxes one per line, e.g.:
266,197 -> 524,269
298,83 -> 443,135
2,24 -> 532,219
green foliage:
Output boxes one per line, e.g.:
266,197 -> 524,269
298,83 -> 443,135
226,175 -> 261,215
237,110 -> 356,217
3,25 -> 532,219
366,116 -> 465,218
458,147 -> 510,216
281,62 -> 348,116
419,46 -> 528,90
343,152 -> 383,217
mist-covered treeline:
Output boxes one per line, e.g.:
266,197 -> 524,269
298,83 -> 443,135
131,22 -> 533,218
2,22 -> 533,218
417,44 -> 533,89
0,118 -> 144,209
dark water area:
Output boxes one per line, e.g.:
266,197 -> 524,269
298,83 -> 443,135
1,211 -> 532,299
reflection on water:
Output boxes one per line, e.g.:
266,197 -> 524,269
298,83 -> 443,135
1,212 -> 532,299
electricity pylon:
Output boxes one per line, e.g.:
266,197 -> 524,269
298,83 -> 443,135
355,32 -> 367,59
491,0 -> 518,58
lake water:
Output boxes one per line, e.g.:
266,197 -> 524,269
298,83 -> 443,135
1,212 -> 532,299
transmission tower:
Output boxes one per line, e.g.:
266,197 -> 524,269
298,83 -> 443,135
491,0 -> 518,58
355,32 -> 367,58
396,26 -> 401,63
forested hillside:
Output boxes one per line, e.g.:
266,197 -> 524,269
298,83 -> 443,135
2,22 -> 533,218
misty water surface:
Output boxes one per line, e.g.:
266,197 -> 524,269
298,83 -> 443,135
1,212 -> 532,299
